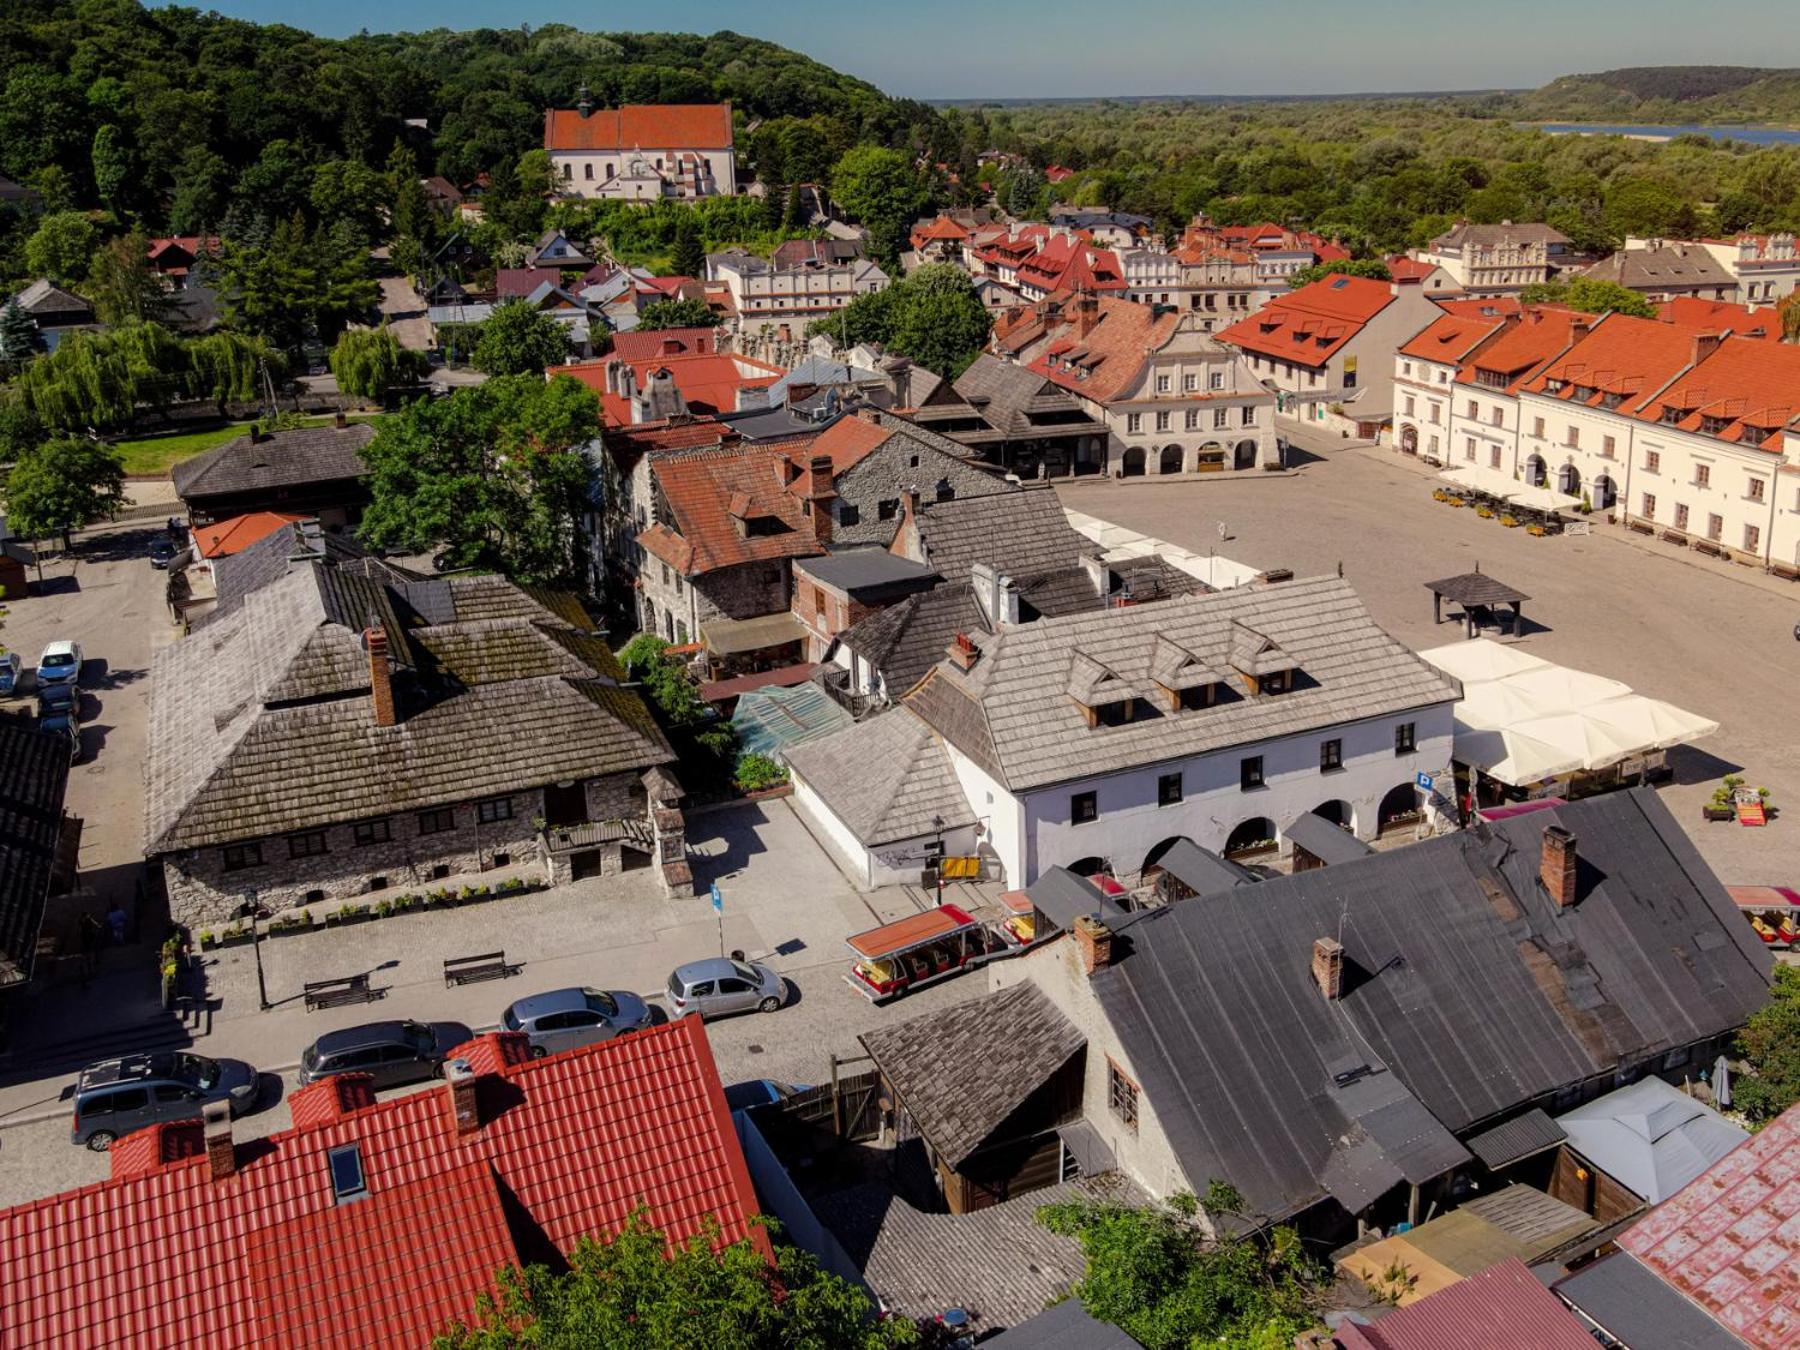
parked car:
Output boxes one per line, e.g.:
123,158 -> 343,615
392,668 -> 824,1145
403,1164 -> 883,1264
70,1051 -> 259,1151
38,708 -> 81,762
501,986 -> 652,1058
34,640 -> 82,689
35,680 -> 76,714
296,1019 -> 472,1090
0,650 -> 21,696
721,1078 -> 806,1114
149,535 -> 178,568
665,958 -> 787,1021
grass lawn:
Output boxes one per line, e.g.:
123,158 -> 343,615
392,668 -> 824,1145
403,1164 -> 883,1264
113,414 -> 379,477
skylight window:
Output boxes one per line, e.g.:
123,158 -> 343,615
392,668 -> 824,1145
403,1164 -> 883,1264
328,1143 -> 368,1203
1329,277 -> 1350,289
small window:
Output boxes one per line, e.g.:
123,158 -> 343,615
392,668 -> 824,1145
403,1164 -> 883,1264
1209,370 -> 1224,390
1240,756 -> 1264,790
1126,413 -> 1141,434
477,797 -> 514,825
1107,1060 -> 1139,1130
1320,739 -> 1343,772
368,875 -> 389,892
1749,477 -> 1766,502
1394,723 -> 1417,755
223,842 -> 263,872
1644,450 -> 1660,473
839,502 -> 860,526
1158,772 -> 1182,807
1695,463 -> 1711,488
328,1144 -> 368,1203
877,499 -> 899,521
1071,791 -> 1098,825
935,479 -> 955,502
353,819 -> 391,848
287,831 -> 328,860
418,807 -> 456,837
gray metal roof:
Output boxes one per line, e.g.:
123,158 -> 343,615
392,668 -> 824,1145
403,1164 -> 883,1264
730,682 -> 854,759
1284,811 -> 1376,866
798,550 -> 936,594
1154,838 -> 1258,896
1556,1253 -> 1747,1350
905,576 -> 1463,791
1556,1077 -> 1748,1204
784,709 -> 973,847
985,1300 -> 1143,1350
1466,1108 -> 1567,1170
1026,866 -> 1129,933
1087,788 -> 1771,1223
860,981 -> 1084,1167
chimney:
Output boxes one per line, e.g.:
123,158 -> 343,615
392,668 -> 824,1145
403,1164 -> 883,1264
807,454 -> 835,545
946,632 -> 980,672
1541,825 -> 1578,908
576,84 -> 594,119
1311,937 -> 1344,1001
1691,333 -> 1722,366
248,423 -> 267,444
445,1057 -> 480,1136
290,517 -> 325,561
1074,295 -> 1100,338
334,410 -> 347,429
1074,914 -> 1114,974
203,1099 -> 236,1180
365,626 -> 397,728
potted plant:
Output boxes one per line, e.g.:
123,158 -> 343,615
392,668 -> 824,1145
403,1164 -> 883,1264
499,877 -> 528,895
198,929 -> 217,951
1526,523 -> 1548,537
1704,783 -> 1737,821
218,922 -> 253,948
1500,514 -> 1520,528
1475,505 -> 1495,520
373,898 -> 396,919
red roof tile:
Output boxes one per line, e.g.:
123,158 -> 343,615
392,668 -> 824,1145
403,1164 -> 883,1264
1520,313 -> 1711,410
544,103 -> 733,151
1335,1258 -> 1596,1350
805,414 -> 893,474
1619,1103 -> 1800,1350
193,511 -> 309,559
551,352 -> 781,426
609,326 -> 722,363
0,1017 -> 763,1349
1399,312 -> 1506,364
1216,275 -> 1395,367
246,1161 -> 516,1349
911,215 -> 972,244
1631,335 -> 1800,453
1659,296 -> 1783,342
288,1072 -> 379,1130
639,442 -> 825,575
1435,297 -> 1525,320
1454,308 -> 1590,393
1026,295 -> 1178,403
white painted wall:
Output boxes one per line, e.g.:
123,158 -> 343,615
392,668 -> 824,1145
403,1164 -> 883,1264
790,772 -> 876,889
945,741 -> 1028,887
790,769 -> 982,891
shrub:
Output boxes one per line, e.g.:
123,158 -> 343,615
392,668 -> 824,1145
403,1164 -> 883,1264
734,752 -> 789,793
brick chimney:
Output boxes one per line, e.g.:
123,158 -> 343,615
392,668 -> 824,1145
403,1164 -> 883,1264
1074,295 -> 1100,338
807,454 -> 835,545
1541,825 -> 1578,908
365,627 -> 396,728
202,1099 -> 236,1181
1311,937 -> 1344,1000
334,410 -> 348,429
445,1057 -> 480,1137
1691,333 -> 1723,367
946,632 -> 980,672
1074,914 -> 1114,974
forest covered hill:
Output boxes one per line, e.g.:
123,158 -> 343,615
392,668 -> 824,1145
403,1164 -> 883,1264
1518,66 -> 1800,125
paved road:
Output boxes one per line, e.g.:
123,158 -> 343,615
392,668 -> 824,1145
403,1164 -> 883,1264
376,274 -> 433,351
1058,443 -> 1799,883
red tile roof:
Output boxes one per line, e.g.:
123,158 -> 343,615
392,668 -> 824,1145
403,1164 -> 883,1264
1216,274 -> 1395,367
1015,234 -> 1127,294
609,326 -> 722,363
805,413 -> 893,474
193,511 -> 309,559
544,103 -> 733,151
1519,313 -> 1710,411
1456,308 -> 1591,393
1388,256 -> 1439,283
1435,297 -> 1525,320
911,215 -> 972,245
1026,296 -> 1178,403
1659,296 -> 1783,342
0,1017 -> 763,1348
1334,1258 -> 1596,1350
639,442 -> 825,575
550,352 -> 781,426
1399,312 -> 1506,364
1630,335 -> 1800,454
1619,1102 -> 1800,1350
246,1160 -> 517,1349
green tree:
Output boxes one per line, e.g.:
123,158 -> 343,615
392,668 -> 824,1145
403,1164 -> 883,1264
830,145 -> 930,263
669,213 -> 707,279
637,297 -> 721,332
0,298 -> 37,371
3,437 -> 127,547
86,230 -> 170,327
1036,1188 -> 1323,1350
357,374 -> 598,583
1735,965 -> 1800,1123
780,182 -> 805,233
1555,277 -> 1657,319
91,124 -> 133,217
472,300 -> 570,376
1287,258 -> 1392,289
436,1210 -> 915,1349
310,159 -> 388,238
24,211 -> 99,284
886,264 -> 992,377
329,325 -> 422,400
186,332 -> 276,417
218,215 -> 377,352
169,146 -> 232,236
1603,179 -> 1685,240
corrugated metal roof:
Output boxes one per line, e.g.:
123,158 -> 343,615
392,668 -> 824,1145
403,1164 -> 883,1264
1336,1258 -> 1597,1350
1466,1108 -> 1567,1169
1284,811 -> 1377,865
1556,1252 -> 1748,1350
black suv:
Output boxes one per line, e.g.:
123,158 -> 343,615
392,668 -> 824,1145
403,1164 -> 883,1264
70,1051 -> 260,1151
297,1020 -> 472,1091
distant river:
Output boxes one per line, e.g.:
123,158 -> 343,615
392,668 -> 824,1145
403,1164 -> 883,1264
1528,122 -> 1800,146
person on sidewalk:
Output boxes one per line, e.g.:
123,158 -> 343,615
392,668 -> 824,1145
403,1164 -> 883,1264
106,903 -> 127,946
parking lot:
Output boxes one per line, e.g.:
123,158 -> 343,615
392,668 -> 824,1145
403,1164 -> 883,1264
1059,433 -> 1799,882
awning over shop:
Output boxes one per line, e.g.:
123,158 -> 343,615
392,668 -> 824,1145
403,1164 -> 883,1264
1438,465 -> 1516,496
1421,640 -> 1719,788
1505,482 -> 1582,514
700,611 -> 804,655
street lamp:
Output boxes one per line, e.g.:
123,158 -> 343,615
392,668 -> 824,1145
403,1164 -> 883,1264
237,890 -> 270,1011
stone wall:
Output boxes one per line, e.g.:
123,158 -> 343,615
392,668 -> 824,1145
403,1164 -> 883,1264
833,431 -> 1004,546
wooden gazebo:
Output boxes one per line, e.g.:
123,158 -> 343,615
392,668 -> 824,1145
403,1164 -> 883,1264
1425,567 -> 1529,638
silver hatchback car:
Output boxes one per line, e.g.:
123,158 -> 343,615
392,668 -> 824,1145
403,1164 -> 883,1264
501,986 -> 652,1057
666,958 -> 787,1020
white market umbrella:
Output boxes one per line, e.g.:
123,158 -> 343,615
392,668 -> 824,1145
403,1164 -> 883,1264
1458,679 -> 1553,727
1504,665 -> 1635,713
1583,695 -> 1720,752
1420,640 -> 1552,687
1453,720 -> 1585,785
1510,712 -> 1645,772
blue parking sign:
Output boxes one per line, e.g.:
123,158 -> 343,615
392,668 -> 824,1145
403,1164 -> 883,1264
710,882 -> 723,915
1415,772 -> 1434,792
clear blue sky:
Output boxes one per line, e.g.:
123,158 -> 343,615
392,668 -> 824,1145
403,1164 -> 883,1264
180,1 -> 1799,101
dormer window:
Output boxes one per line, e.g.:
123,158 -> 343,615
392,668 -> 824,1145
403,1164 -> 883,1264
1067,650 -> 1137,728
1229,621 -> 1299,696
1148,634 -> 1219,712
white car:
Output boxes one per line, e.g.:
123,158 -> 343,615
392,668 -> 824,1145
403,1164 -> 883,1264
35,640 -> 82,690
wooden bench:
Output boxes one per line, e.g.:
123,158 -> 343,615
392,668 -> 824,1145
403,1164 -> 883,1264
1694,539 -> 1728,558
303,973 -> 375,1011
1772,561 -> 1800,581
1626,520 -> 1655,536
443,951 -> 517,987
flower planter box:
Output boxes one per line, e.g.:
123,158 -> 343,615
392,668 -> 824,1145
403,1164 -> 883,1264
214,930 -> 253,950
268,921 -> 311,939
742,783 -> 794,803
1702,805 -> 1735,822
